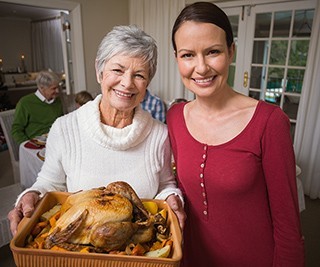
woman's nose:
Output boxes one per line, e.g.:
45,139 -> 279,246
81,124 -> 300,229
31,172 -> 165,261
195,56 -> 209,75
120,73 -> 134,89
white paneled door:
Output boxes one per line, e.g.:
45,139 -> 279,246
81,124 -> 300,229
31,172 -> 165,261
220,0 -> 316,141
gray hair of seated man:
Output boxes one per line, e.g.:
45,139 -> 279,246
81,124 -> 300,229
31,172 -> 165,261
36,70 -> 60,89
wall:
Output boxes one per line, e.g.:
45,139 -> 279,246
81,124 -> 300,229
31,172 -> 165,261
0,17 -> 32,73
76,0 -> 129,95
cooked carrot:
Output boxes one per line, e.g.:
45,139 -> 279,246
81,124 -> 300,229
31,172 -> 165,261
49,211 -> 61,227
50,245 -> 68,252
149,241 -> 163,251
131,243 -> 146,256
34,235 -> 46,249
80,247 -> 90,253
164,239 -> 173,248
37,221 -> 49,227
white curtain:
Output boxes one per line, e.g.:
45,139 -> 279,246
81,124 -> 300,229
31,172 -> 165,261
31,18 -> 64,73
294,1 -> 320,199
129,0 -> 186,103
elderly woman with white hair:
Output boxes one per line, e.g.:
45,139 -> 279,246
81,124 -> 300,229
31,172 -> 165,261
8,25 -> 186,235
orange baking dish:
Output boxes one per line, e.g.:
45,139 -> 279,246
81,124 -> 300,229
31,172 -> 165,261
10,192 -> 182,267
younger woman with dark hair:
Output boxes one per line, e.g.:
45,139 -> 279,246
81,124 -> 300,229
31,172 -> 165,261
167,2 -> 304,266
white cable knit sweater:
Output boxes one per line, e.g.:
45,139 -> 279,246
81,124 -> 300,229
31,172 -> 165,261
17,95 -> 182,202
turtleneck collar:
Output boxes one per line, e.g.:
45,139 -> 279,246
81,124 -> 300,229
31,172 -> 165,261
77,94 -> 154,150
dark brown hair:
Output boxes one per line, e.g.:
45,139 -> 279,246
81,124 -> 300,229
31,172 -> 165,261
75,91 -> 93,106
172,2 -> 234,53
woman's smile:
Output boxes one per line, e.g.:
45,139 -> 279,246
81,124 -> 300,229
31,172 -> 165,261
113,89 -> 135,99
192,76 -> 217,87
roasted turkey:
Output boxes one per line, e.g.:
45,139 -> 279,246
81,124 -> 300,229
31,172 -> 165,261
44,181 -> 155,251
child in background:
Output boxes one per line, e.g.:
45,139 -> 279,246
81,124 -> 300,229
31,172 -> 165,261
75,91 -> 93,108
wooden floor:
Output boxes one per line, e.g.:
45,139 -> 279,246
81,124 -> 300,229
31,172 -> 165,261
301,196 -> 320,266
0,149 -> 320,266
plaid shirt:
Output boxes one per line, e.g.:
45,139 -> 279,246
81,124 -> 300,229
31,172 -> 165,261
140,90 -> 166,123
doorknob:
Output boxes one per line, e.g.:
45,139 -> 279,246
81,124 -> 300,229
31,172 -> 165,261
243,71 -> 249,87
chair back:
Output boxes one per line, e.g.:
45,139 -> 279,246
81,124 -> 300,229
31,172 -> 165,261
0,109 -> 20,183
0,183 -> 22,247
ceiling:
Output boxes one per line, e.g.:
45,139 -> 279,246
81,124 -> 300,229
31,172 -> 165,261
0,2 -> 65,20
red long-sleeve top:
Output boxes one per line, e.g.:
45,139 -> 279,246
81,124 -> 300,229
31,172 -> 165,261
167,100 -> 304,267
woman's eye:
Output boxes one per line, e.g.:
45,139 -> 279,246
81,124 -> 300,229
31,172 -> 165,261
112,69 -> 123,74
208,49 -> 220,55
181,53 -> 193,59
134,74 -> 145,80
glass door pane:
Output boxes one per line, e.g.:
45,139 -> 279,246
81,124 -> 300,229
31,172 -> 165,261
248,3 -> 315,140
255,13 -> 271,37
221,0 -> 316,141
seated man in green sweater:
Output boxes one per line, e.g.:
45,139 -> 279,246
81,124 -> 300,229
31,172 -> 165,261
12,70 -> 64,144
